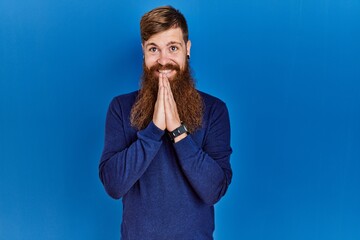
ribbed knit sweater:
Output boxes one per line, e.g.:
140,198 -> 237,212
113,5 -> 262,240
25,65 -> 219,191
99,91 -> 232,240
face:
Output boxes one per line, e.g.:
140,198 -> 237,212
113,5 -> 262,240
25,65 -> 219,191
142,27 -> 191,80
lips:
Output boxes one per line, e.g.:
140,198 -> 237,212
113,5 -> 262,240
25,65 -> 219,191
158,70 -> 173,74
148,63 -> 181,79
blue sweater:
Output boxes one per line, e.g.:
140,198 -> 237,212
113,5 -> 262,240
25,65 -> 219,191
99,91 -> 232,240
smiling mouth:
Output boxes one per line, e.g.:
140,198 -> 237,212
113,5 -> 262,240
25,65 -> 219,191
158,70 -> 173,74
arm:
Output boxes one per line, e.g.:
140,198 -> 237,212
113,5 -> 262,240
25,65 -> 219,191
99,97 -> 164,199
173,100 -> 232,205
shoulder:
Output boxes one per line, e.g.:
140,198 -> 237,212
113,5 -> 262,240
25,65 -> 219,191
107,91 -> 139,117
198,91 -> 230,127
198,90 -> 227,110
109,91 -> 138,108
112,91 -> 139,104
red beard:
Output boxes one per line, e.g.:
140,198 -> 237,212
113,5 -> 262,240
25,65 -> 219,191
130,61 -> 203,133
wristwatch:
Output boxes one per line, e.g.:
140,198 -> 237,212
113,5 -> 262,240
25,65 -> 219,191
168,123 -> 188,142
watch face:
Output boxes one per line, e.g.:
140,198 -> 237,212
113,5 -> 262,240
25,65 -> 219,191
168,124 -> 188,142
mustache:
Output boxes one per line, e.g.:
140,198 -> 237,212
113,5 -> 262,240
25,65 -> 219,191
149,63 -> 181,72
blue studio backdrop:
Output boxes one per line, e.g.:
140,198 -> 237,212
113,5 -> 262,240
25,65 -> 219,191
1,0 -> 359,239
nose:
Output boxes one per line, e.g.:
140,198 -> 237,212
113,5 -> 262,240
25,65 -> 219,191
157,51 -> 171,66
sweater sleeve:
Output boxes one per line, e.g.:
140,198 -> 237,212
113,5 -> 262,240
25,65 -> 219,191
173,100 -> 232,205
99,97 -> 164,199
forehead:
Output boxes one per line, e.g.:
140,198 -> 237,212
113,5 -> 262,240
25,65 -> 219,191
144,27 -> 184,47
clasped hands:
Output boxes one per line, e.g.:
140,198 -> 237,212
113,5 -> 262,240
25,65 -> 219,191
153,73 -> 184,139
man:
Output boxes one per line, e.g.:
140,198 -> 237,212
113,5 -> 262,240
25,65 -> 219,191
99,6 -> 232,240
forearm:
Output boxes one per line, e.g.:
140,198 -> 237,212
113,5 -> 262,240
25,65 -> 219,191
174,136 -> 232,205
99,121 -> 164,199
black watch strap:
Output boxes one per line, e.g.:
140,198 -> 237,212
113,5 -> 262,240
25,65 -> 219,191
168,123 -> 188,142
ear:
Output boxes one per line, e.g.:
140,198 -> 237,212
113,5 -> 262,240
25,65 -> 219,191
141,43 -> 146,59
186,40 -> 191,57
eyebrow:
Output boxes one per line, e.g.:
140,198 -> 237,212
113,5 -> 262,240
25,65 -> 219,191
167,41 -> 182,46
145,41 -> 183,48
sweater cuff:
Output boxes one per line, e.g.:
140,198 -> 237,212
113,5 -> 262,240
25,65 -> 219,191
173,135 -> 198,159
138,121 -> 165,141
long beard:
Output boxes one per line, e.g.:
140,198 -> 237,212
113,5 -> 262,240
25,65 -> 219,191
130,61 -> 203,133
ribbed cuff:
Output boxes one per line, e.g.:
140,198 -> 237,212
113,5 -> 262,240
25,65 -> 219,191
173,135 -> 199,159
138,121 -> 165,141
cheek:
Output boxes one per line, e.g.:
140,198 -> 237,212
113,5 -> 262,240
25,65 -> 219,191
177,57 -> 187,70
144,56 -> 157,69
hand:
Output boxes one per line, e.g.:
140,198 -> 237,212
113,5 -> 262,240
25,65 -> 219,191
163,74 -> 182,132
152,73 -> 166,130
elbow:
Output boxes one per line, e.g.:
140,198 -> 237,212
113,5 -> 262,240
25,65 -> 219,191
201,167 -> 232,205
201,190 -> 224,206
99,171 -> 124,200
202,196 -> 220,206
101,178 -> 124,200
105,186 -> 122,200
201,180 -> 230,206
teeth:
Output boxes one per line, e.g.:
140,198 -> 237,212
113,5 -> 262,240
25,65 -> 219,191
159,70 -> 172,73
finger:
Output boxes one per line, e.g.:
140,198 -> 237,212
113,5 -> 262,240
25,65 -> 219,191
163,74 -> 170,89
163,86 -> 169,104
159,72 -> 164,88
164,86 -> 170,110
166,80 -> 177,111
159,78 -> 165,104
153,76 -> 166,130
163,76 -> 174,101
164,86 -> 181,131
164,87 -> 170,118
164,83 -> 174,111
166,79 -> 175,102
157,73 -> 162,99
160,74 -> 168,103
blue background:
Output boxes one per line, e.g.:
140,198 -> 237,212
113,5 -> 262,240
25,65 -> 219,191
1,0 -> 359,239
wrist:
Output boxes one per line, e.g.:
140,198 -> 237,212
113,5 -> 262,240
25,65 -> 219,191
167,121 -> 182,132
173,132 -> 187,143
167,123 -> 188,142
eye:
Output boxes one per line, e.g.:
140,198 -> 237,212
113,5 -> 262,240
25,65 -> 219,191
148,47 -> 157,53
170,46 -> 178,52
